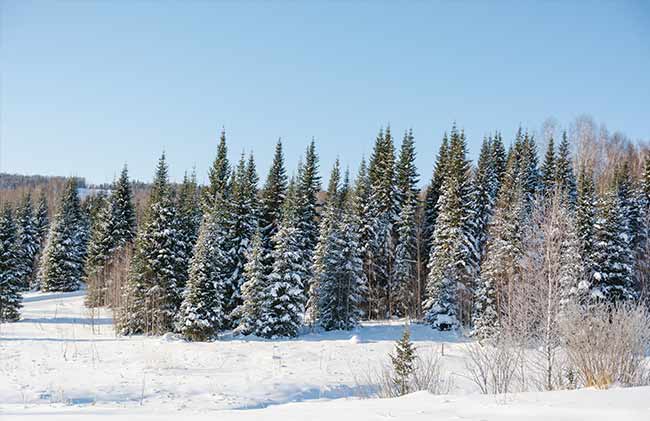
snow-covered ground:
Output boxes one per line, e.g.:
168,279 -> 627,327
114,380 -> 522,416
1,291 -> 648,420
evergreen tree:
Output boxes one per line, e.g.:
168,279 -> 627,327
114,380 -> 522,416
396,129 -> 419,213
615,163 -> 643,254
0,205 -> 22,322
117,154 -> 185,335
643,156 -> 650,207
39,179 -> 85,292
390,326 -> 417,396
176,206 -> 228,341
295,140 -> 321,289
259,139 -> 288,274
34,191 -> 49,246
258,183 -> 306,338
224,153 -> 259,318
555,131 -> 577,204
15,193 -> 40,290
176,170 -> 202,289
233,231 -> 266,335
520,129 -> 540,208
490,132 -> 507,194
472,137 -> 497,259
423,135 -> 450,263
392,192 -> 417,317
540,136 -> 556,197
367,126 -> 399,317
203,128 -> 230,210
591,191 -> 636,303
576,166 -> 598,284
424,126 -> 476,330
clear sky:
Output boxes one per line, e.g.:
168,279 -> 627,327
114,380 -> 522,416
1,1 -> 649,186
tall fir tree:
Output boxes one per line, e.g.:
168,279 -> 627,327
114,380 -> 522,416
176,170 -> 202,289
555,131 -> 577,204
367,126 -> 399,317
258,181 -> 307,338
176,204 -> 229,341
472,137 -> 497,261
14,193 -> 40,290
575,166 -> 598,286
295,140 -> 321,291
0,205 -> 22,322
259,139 -> 288,276
424,126 -> 476,329
224,153 -> 259,319
422,135 -> 450,265
203,128 -> 230,210
540,135 -> 556,197
392,191 -> 418,317
233,231 -> 266,335
34,191 -> 49,246
490,132 -> 507,195
591,191 -> 636,302
117,153 -> 185,335
396,129 -> 419,213
38,178 -> 85,292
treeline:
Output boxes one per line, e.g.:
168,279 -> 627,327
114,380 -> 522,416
1,122 -> 649,342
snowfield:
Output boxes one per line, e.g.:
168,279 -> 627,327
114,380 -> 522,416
1,291 -> 648,420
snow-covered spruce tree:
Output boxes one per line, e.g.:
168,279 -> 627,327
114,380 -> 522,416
306,159 -> 341,324
233,230 -> 266,335
390,326 -> 416,396
117,153 -> 185,335
615,163 -> 643,258
177,204 -> 229,341
555,131 -> 577,204
34,191 -> 49,246
202,128 -> 230,211
490,132 -> 507,196
422,135 -> 450,267
0,205 -> 22,322
176,170 -> 202,290
576,165 -> 598,286
472,149 -> 527,338
258,139 -> 288,277
224,153 -> 259,319
258,181 -> 307,338
38,178 -> 85,292
85,166 -> 138,306
295,140 -> 321,290
540,135 -> 556,197
643,156 -> 650,206
520,129 -> 540,209
396,129 -> 419,215
591,190 -> 636,303
472,137 -> 497,261
392,192 -> 418,317
14,193 -> 40,290
367,126 -> 399,317
424,126 -> 476,330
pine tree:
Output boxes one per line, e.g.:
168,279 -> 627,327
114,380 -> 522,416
540,135 -> 556,197
259,139 -> 288,275
295,140 -> 321,289
591,191 -> 636,303
473,149 -> 527,338
490,132 -> 507,194
224,153 -> 259,318
233,231 -> 266,335
390,326 -> 417,396
423,135 -> 450,264
258,183 -> 306,338
39,179 -> 85,292
176,206 -> 228,341
367,126 -> 399,317
392,192 -> 417,317
0,205 -> 22,322
424,126 -> 475,330
34,191 -> 49,245
472,137 -> 496,259
396,129 -> 419,213
615,163 -> 643,254
576,166 -> 598,285
14,193 -> 40,290
117,154 -> 185,335
176,170 -> 202,289
203,128 -> 230,210
521,129 -> 540,208
555,131 -> 577,204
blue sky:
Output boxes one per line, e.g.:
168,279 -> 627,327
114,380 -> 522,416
1,1 -> 649,186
